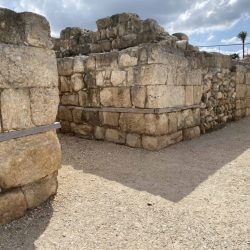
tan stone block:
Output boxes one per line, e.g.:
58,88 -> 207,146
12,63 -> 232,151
142,135 -> 168,151
22,172 -> 58,209
60,121 -> 71,133
96,70 -> 111,87
145,114 -> 168,135
73,56 -> 86,73
235,71 -> 245,84
105,128 -> 125,144
72,108 -> 82,123
0,131 -> 61,189
78,90 -> 88,107
183,126 -> 200,140
146,86 -> 185,108
236,84 -> 246,98
30,87 -> 59,126
111,70 -> 126,86
185,86 -> 194,105
57,57 -> 74,76
178,109 -> 195,129
61,93 -> 79,106
85,56 -> 96,71
246,72 -> 250,85
131,86 -> 146,108
186,69 -> 202,85
1,88 -> 33,131
0,189 -> 27,225
94,126 -> 105,140
57,105 -> 73,121
95,51 -> 118,70
82,111 -> 100,126
134,64 -> 168,85
71,123 -> 93,137
100,112 -> 119,127
193,86 -> 202,104
126,133 -> 141,148
100,87 -> 131,107
71,74 -> 84,92
59,76 -> 71,92
119,53 -> 138,67
119,113 -> 145,134
168,112 -> 178,133
193,108 -> 200,126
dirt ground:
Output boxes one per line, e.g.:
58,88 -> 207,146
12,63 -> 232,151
1,117 -> 250,250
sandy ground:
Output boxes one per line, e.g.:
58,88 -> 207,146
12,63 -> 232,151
1,117 -> 250,250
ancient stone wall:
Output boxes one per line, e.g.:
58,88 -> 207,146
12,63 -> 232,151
53,13 -> 197,58
0,8 -> 61,225
56,13 -> 250,150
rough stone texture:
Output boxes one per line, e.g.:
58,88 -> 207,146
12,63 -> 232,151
0,131 -> 61,189
0,8 -> 61,225
0,8 -> 53,49
0,45 -> 58,89
0,189 -> 27,225
21,172 -> 58,209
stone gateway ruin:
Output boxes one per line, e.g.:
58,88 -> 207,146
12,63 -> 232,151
0,9 -> 250,224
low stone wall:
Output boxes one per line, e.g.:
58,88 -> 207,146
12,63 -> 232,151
53,13 -> 197,58
57,42 -> 202,150
0,8 -> 61,225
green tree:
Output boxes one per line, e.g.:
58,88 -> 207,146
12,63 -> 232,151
237,31 -> 248,58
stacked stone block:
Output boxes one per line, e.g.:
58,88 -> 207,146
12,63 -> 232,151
53,13 -> 197,58
57,41 -> 201,150
0,8 -> 61,225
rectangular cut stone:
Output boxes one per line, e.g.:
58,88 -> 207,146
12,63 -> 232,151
185,86 -> 194,105
57,57 -> 74,76
126,133 -> 141,148
193,86 -> 202,104
119,53 -> 138,67
0,8 -> 52,49
111,70 -> 126,86
94,126 -> 105,140
134,64 -> 168,85
145,114 -> 168,135
1,88 -> 33,131
0,44 -> 58,88
22,172 -> 58,209
131,86 -> 146,108
186,69 -> 202,85
100,87 -> 131,107
119,113 -> 145,134
146,86 -> 185,108
57,106 -> 73,121
30,87 -> 59,126
100,112 -> 119,127
0,131 -> 61,189
168,112 -> 178,133
236,84 -> 246,98
183,126 -> 200,140
105,128 -> 125,144
0,189 -> 27,225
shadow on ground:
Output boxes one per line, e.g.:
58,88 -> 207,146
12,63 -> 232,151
61,117 -> 250,202
0,199 -> 54,250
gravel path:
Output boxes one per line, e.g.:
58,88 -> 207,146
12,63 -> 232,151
1,118 -> 250,250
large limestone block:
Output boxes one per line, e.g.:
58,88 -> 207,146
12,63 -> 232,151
0,8 -> 52,48
100,87 -> 131,107
0,44 -> 58,88
1,88 -> 33,131
119,113 -> 145,134
105,128 -> 126,144
183,126 -> 200,140
30,87 -> 59,126
126,133 -> 141,148
0,189 -> 27,225
57,57 -> 74,76
111,70 -> 126,86
22,172 -> 58,209
145,114 -> 168,135
0,131 -> 61,189
57,105 -> 73,121
134,64 -> 168,85
146,86 -> 185,108
100,112 -> 120,127
131,86 -> 146,108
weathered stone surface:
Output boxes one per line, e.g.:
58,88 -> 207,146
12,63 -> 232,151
61,93 -> 79,106
1,88 -> 33,131
172,32 -> 189,41
0,189 -> 27,225
100,112 -> 119,127
111,70 -> 126,86
60,121 -> 71,133
0,44 -> 58,88
100,87 -> 131,107
57,106 -> 73,121
94,126 -> 105,140
119,53 -> 138,67
73,56 -> 86,73
0,8 -> 52,49
22,172 -> 58,209
59,76 -> 71,92
119,113 -> 145,134
71,74 -> 84,91
146,86 -> 185,108
183,126 -> 200,140
236,84 -> 246,98
176,40 -> 188,50
0,131 -> 61,189
72,108 -> 82,123
145,114 -> 168,135
185,86 -> 194,105
131,86 -> 146,108
105,128 -> 125,144
126,133 -> 141,148
71,123 -> 93,137
57,57 -> 74,76
30,87 -> 59,126
168,112 -> 178,133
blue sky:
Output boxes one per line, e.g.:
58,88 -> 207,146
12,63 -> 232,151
0,0 -> 249,56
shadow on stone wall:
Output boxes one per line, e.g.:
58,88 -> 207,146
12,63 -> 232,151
61,117 -> 250,203
0,199 -> 54,250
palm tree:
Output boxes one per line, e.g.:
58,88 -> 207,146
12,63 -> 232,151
237,31 -> 248,58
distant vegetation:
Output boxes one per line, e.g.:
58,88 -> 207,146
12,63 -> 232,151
237,31 -> 248,58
